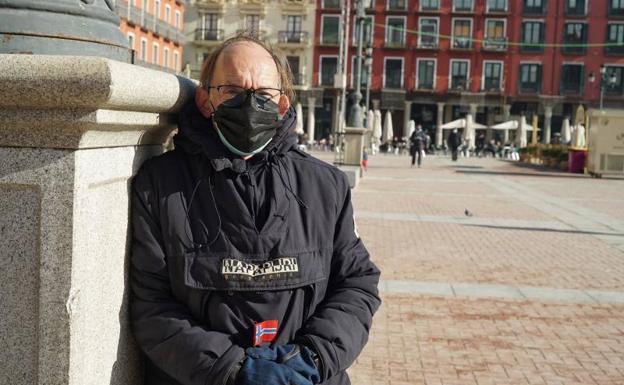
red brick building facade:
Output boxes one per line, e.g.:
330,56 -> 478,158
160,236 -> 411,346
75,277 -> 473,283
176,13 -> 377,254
313,0 -> 624,144
116,0 -> 186,73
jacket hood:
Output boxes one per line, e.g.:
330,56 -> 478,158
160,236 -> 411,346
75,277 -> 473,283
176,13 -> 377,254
174,99 -> 298,172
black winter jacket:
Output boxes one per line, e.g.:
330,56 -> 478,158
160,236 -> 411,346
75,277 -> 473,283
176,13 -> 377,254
130,100 -> 381,385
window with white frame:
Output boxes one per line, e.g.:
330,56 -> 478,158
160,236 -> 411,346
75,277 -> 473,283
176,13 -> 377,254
287,56 -> 302,85
611,0 -> 624,15
524,0 -> 546,14
483,61 -> 503,91
153,0 -> 159,18
165,4 -> 171,23
175,10 -> 181,28
484,19 -> 507,49
606,23 -> 624,54
152,43 -> 159,64
452,19 -> 472,49
140,38 -> 147,61
519,63 -> 542,92
605,65 -> 624,94
246,14 -> 260,38
163,47 -> 169,68
320,56 -> 338,86
565,0 -> 586,15
560,63 -> 584,94
173,51 -> 179,72
419,18 -> 439,48
453,0 -> 474,11
521,21 -> 544,51
353,15 -> 374,46
416,58 -> 436,89
562,22 -> 587,54
127,32 -> 135,50
321,15 -> 340,45
450,59 -> 469,89
387,0 -> 407,10
384,58 -> 404,88
487,0 -> 507,11
421,0 -> 440,10
386,17 -> 406,47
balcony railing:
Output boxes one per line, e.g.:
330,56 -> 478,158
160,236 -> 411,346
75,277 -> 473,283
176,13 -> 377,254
322,0 -> 340,9
560,83 -> 582,94
452,37 -> 472,49
450,78 -> 468,91
116,0 -> 184,44
277,31 -> 310,45
561,41 -> 586,55
605,42 -> 624,55
520,41 -> 544,52
519,82 -> 541,93
385,39 -> 406,48
482,37 -> 508,50
195,29 -> 224,42
483,80 -> 502,92
387,0 -> 407,10
291,73 -> 306,86
417,40 -> 439,49
609,4 -> 624,16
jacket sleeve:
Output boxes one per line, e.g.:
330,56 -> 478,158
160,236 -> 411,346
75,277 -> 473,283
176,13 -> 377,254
129,164 -> 245,385
298,172 -> 381,382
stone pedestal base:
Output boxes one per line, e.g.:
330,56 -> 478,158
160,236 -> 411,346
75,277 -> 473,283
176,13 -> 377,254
0,54 -> 195,385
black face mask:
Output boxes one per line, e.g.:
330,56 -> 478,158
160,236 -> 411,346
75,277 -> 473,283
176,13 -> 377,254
212,91 -> 283,156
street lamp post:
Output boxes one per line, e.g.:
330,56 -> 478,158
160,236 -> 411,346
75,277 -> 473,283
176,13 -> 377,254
589,64 -> 618,111
364,46 -> 373,115
347,0 -> 372,128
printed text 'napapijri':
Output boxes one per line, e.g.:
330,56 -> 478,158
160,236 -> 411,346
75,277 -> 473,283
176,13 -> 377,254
221,257 -> 299,280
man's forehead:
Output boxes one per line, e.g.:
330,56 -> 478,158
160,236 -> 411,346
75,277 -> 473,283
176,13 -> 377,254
214,42 -> 279,84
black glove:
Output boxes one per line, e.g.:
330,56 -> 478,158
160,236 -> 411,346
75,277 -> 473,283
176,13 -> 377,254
244,344 -> 321,384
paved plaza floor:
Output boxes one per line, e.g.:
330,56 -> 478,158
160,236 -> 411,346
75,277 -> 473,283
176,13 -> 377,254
311,150 -> 624,385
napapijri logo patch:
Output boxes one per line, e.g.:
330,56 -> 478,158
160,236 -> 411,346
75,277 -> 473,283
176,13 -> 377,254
221,257 -> 299,281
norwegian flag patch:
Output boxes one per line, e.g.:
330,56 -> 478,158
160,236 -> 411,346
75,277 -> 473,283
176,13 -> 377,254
253,320 -> 278,346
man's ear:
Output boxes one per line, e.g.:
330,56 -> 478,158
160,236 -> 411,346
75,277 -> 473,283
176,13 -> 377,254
278,94 -> 290,116
195,87 -> 213,119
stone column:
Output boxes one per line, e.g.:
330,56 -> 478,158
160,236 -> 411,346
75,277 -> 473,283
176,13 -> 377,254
403,100 -> 412,138
307,96 -> 316,144
469,103 -> 478,118
543,104 -> 553,144
372,99 -> 380,110
0,54 -> 195,385
503,104 -> 511,143
332,93 -> 340,134
436,102 -> 445,147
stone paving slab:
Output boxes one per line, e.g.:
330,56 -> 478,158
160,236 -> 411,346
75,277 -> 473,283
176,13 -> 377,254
348,294 -> 624,385
360,218 -> 624,291
380,279 -> 624,305
308,151 -> 624,385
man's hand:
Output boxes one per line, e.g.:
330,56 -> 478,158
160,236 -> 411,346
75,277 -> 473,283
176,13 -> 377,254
236,344 -> 320,385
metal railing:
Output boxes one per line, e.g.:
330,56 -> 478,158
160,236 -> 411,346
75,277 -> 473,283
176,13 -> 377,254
482,36 -> 508,50
277,31 -> 310,44
194,29 -> 224,42
452,37 -> 472,49
387,0 -> 407,10
385,39 -> 406,48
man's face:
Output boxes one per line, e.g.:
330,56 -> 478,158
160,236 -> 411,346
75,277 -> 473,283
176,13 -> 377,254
196,41 -> 289,117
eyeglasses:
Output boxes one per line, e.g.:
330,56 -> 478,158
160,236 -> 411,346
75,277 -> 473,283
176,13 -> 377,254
207,84 -> 283,102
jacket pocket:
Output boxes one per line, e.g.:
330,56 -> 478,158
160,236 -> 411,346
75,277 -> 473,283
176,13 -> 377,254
179,248 -> 330,292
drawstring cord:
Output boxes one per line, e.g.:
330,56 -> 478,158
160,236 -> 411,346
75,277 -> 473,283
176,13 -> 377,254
182,174 -> 222,249
269,149 -> 308,210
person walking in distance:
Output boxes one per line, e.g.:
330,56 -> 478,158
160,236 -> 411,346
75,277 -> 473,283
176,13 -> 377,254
409,124 -> 427,167
447,128 -> 461,162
